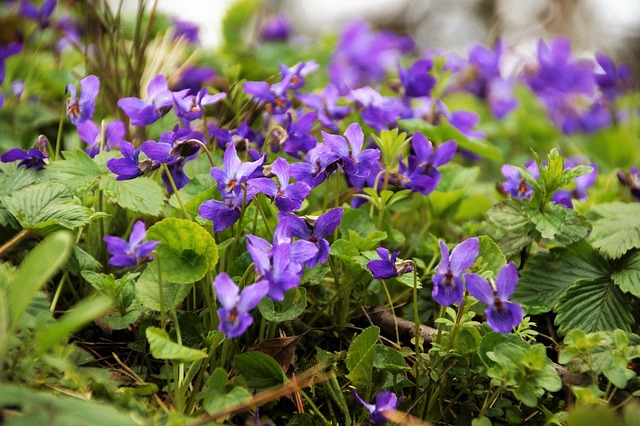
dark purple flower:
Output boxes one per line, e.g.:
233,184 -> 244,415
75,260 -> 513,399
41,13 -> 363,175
595,53 -> 633,102
278,112 -> 317,158
103,220 -> 159,267
209,120 -> 263,151
399,133 -> 456,195
77,120 -> 125,157
172,66 -> 216,96
214,273 -> 268,339
243,71 -> 293,115
367,247 -> 413,280
290,143 -> 340,188
65,75 -> 99,126
199,191 -> 254,233
617,166 -> 640,201
117,75 -> 178,126
250,158 -> 311,213
107,141 -> 157,181
465,263 -> 524,333
278,61 -> 318,91
1,144 -> 48,170
297,84 -> 350,132
432,238 -> 479,306
448,110 -> 486,140
322,122 -> 380,178
501,161 -> 539,199
329,20 -> 413,94
20,0 -> 56,28
211,143 -> 265,199
399,58 -> 436,98
0,42 -> 22,84
353,390 -> 399,424
551,157 -> 597,208
173,88 -> 226,121
278,207 -> 343,268
260,13 -> 292,42
349,86 -> 403,131
172,18 -> 200,44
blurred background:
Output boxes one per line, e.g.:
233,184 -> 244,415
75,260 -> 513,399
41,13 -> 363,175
111,0 -> 640,76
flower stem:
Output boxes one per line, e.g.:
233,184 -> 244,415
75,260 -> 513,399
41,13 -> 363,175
0,229 -> 29,256
161,164 -> 189,219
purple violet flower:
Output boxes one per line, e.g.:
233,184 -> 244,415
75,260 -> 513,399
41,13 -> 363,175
322,122 -> 381,178
103,220 -> 159,267
297,84 -> 350,132
353,390 -> 399,424
595,52 -> 633,102
107,141 -> 157,181
172,18 -> 200,44
399,58 -> 436,98
214,273 -> 269,339
278,207 -> 343,268
260,13 -> 292,42
551,157 -> 598,208
77,120 -> 125,157
243,71 -> 293,116
249,157 -> 311,213
399,132 -> 456,195
276,112 -> 317,158
617,166 -> 640,201
501,161 -> 539,199
0,138 -> 48,171
173,88 -> 226,121
0,42 -> 22,84
349,86 -> 403,131
211,143 -> 265,199
65,75 -> 99,126
367,247 -> 413,280
465,263 -> 524,333
290,143 -> 340,188
118,75 -> 179,126
199,190 -> 255,233
172,66 -> 216,96
432,238 -> 479,306
20,0 -> 56,28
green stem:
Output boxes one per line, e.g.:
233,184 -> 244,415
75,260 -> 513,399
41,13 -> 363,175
189,138 -> 215,168
381,279 -> 400,346
50,272 -> 68,313
54,106 -> 66,160
161,164 -> 189,219
156,255 -> 167,330
0,229 -> 29,256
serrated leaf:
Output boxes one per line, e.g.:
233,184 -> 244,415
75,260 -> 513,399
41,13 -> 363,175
474,236 -> 506,279
146,327 -> 206,361
530,202 -> 591,244
487,199 -> 535,233
135,265 -> 191,312
234,352 -> 285,390
346,326 -> 379,390
45,150 -> 101,191
0,165 -> 38,226
258,287 -> 307,323
555,278 -> 633,335
0,183 -> 92,232
146,218 -> 218,284
612,251 -> 640,297
100,174 -> 165,216
514,240 -> 610,312
587,202 -> 640,259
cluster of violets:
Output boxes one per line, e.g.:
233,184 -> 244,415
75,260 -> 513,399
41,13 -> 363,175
0,15 -> 636,343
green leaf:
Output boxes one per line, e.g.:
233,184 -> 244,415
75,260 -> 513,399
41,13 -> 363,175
258,287 -> 307,323
9,231 -> 73,326
100,174 -> 165,216
346,326 -> 379,390
146,218 -> 218,284
102,310 -> 142,330
530,203 -> 591,244
0,383 -> 139,426
36,296 -> 112,353
234,352 -> 285,390
398,117 -> 504,162
0,165 -> 39,227
514,241 -> 610,312
555,278 -> 633,335
373,345 -> 409,373
135,265 -> 192,312
0,183 -> 92,233
587,202 -> 640,258
45,150 -> 101,192
145,327 -> 206,361
487,199 -> 535,233
472,417 -> 493,426
330,239 -> 359,259
339,208 -> 381,240
612,251 -> 640,297
203,368 -> 252,415
474,236 -> 506,279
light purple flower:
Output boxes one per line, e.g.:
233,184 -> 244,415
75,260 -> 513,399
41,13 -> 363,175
77,120 -> 125,157
465,263 -> 524,333
66,75 -> 99,126
172,18 -> 200,44
214,273 -> 269,339
432,238 -> 479,306
349,86 -> 403,131
353,390 -> 399,424
260,13 -> 292,42
501,161 -> 539,199
322,122 -> 380,178
249,157 -> 311,213
103,220 -> 159,267
211,143 -> 265,199
173,88 -> 226,121
117,75 -> 180,126
297,84 -> 350,132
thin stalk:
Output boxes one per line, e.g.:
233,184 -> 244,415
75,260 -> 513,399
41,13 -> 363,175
188,139 -> 215,168
161,164 -> 189,219
380,279 -> 400,346
50,272 -> 68,313
54,106 -> 66,160
0,229 -> 29,256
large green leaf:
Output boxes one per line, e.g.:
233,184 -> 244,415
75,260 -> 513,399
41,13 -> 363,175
0,165 -> 39,227
8,231 -> 73,327
346,326 -> 379,390
146,218 -> 218,284
530,202 -> 591,245
135,265 -> 191,312
234,351 -> 285,390
145,327 -> 207,361
586,202 -> 640,259
45,150 -> 101,192
514,241 -> 610,312
612,250 -> 640,297
203,368 -> 252,415
100,174 -> 165,217
258,287 -> 307,323
474,236 -> 506,279
555,278 -> 633,335
0,183 -> 92,233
